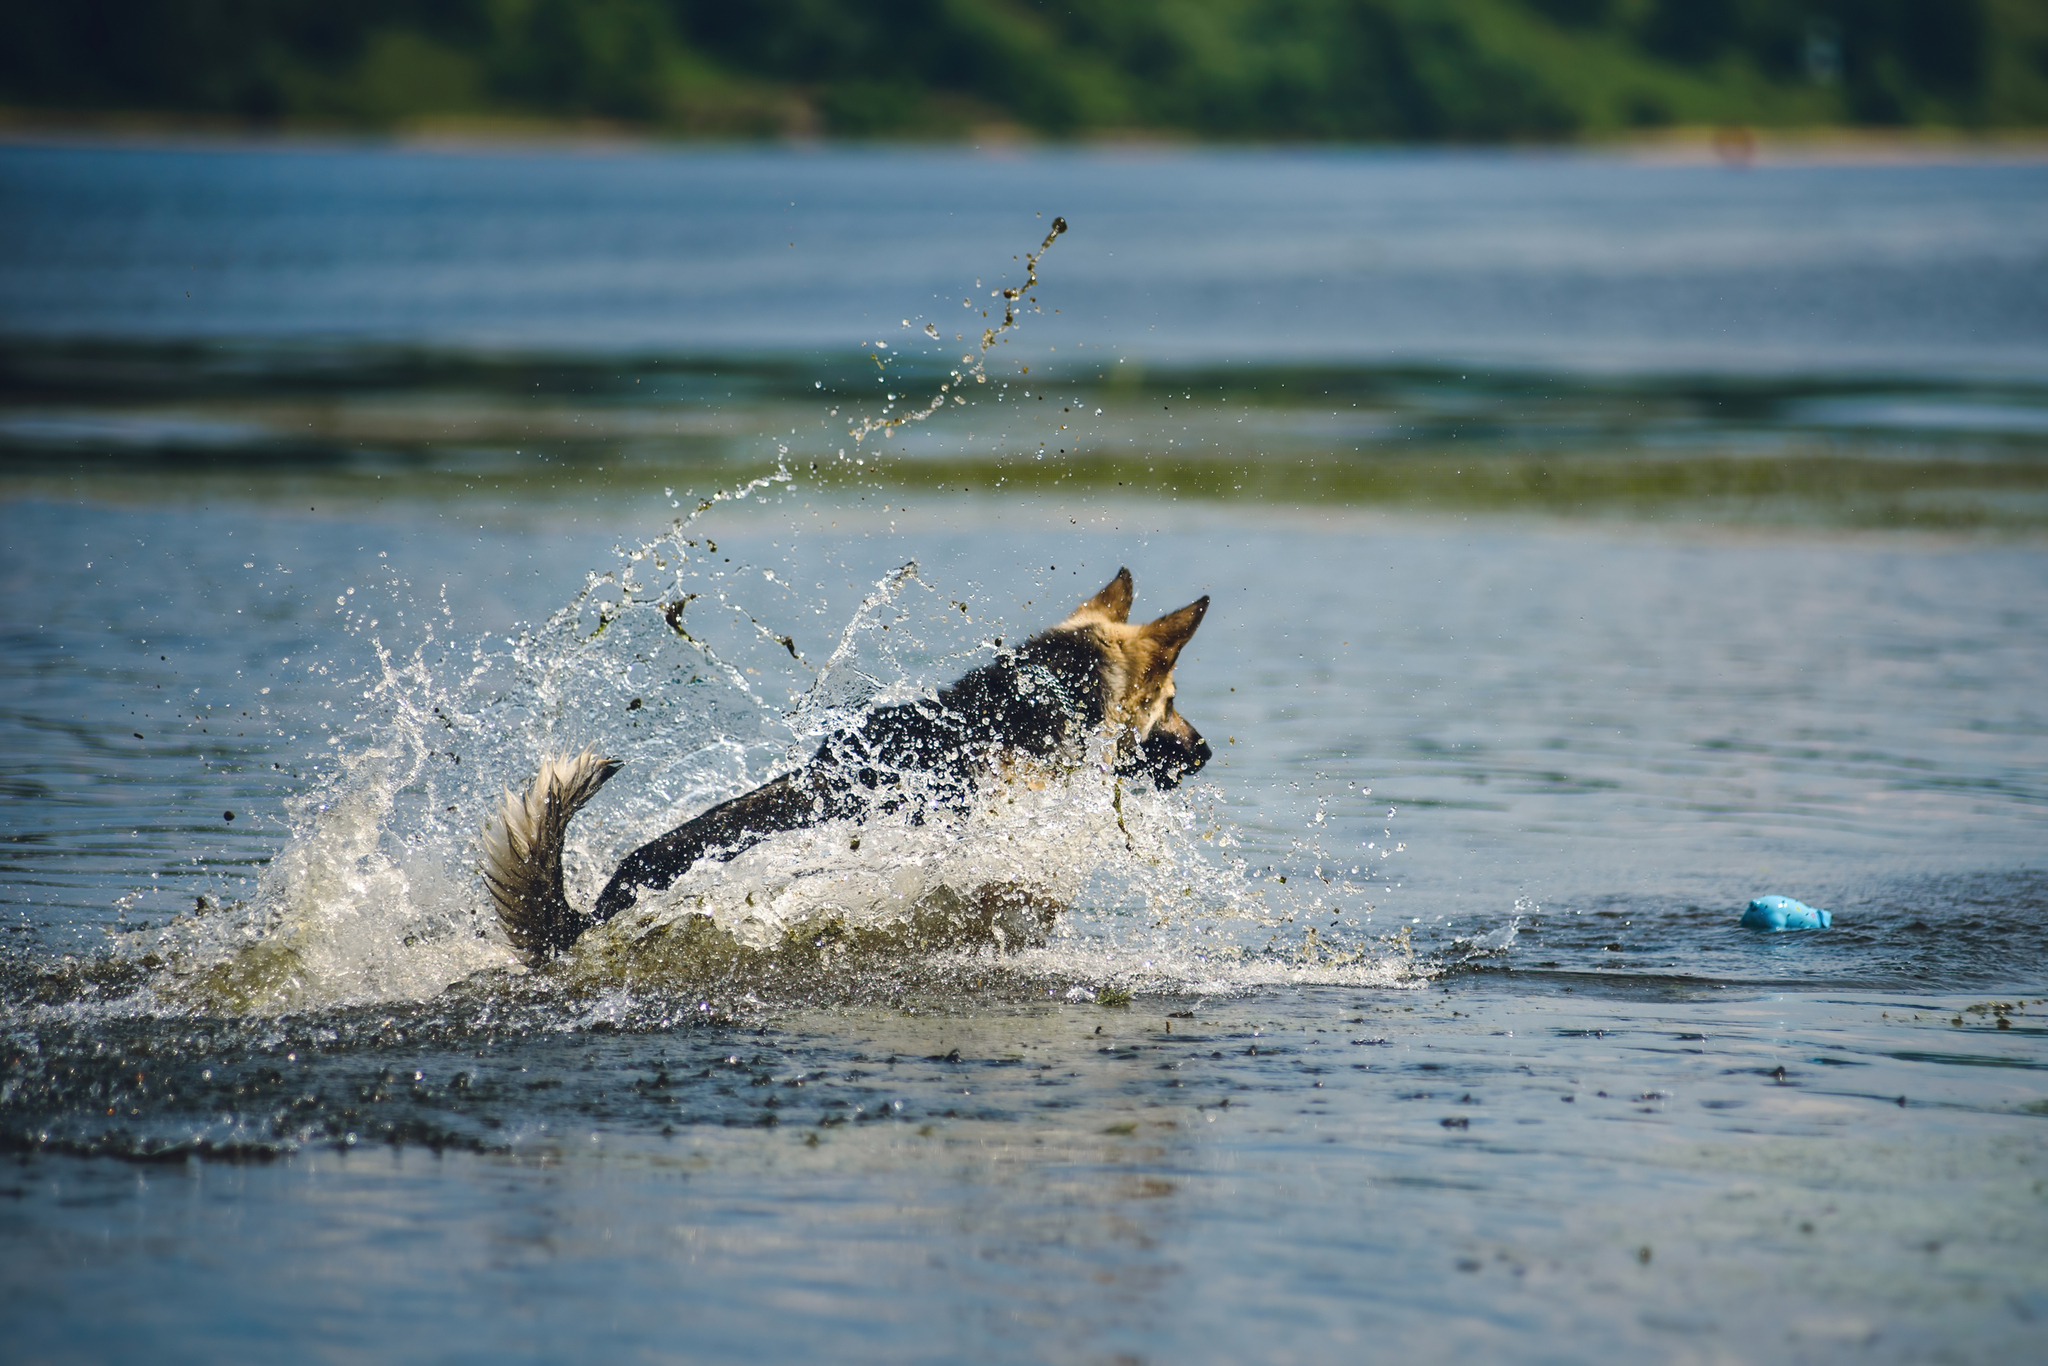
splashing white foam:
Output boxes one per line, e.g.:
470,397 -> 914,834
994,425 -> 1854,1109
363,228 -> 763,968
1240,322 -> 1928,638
132,486 -> 1424,1017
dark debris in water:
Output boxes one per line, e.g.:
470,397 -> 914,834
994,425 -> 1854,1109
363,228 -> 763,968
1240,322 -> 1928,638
0,942 -> 1210,1163
5,867 -> 2042,1166
0,1004 -> 920,1163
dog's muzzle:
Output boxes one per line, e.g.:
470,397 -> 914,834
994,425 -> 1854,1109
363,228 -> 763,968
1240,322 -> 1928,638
1125,710 -> 1211,789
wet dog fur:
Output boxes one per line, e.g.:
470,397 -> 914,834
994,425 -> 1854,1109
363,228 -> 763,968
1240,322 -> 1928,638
483,569 -> 1211,963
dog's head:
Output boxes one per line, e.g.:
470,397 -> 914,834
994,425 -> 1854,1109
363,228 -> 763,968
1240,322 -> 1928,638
1057,568 -> 1212,788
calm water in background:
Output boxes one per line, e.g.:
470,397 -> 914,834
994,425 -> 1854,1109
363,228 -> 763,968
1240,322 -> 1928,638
4,140 -> 2048,375
2,143 -> 2046,1362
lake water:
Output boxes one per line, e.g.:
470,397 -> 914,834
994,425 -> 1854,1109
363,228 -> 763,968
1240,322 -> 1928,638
2,143 -> 2045,1362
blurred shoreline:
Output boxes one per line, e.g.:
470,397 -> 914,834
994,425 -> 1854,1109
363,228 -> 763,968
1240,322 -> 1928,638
7,111 -> 2048,165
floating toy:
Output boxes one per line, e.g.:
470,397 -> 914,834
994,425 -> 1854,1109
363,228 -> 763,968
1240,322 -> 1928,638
1740,895 -> 1831,931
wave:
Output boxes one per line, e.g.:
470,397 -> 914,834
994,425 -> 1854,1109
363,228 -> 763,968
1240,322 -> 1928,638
21,479 -> 1417,1023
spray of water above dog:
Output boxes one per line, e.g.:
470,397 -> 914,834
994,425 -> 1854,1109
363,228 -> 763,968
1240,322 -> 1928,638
93,219 -> 1421,1018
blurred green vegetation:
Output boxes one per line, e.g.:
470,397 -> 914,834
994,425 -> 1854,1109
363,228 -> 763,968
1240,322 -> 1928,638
8,341 -> 2048,530
3,0 -> 2046,139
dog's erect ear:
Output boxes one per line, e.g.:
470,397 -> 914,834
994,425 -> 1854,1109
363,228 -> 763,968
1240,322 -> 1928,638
1076,567 -> 1134,623
1137,596 -> 1208,681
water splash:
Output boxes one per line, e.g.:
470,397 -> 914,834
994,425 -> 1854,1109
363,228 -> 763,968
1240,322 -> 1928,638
86,484 -> 1427,1019
18,218 -> 1439,1023
847,216 -> 1067,448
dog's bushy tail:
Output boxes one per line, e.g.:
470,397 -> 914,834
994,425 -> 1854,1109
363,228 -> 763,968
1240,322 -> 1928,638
482,748 -> 622,963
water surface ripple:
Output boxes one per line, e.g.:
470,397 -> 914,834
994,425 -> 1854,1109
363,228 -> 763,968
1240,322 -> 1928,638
2,144 -> 2045,1363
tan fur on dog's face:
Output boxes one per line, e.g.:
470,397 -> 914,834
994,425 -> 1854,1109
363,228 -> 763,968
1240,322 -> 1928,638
1059,567 -> 1209,740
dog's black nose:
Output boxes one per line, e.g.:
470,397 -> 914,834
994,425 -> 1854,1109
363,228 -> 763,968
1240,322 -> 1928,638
1129,724 -> 1210,789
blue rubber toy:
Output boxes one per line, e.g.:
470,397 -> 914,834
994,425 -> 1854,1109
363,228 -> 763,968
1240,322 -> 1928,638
1741,895 -> 1831,931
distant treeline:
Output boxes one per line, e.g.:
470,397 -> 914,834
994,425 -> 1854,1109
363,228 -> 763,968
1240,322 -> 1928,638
4,1 -> 2045,140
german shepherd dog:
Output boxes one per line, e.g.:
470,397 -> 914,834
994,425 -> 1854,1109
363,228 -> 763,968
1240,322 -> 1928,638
482,569 -> 1211,963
